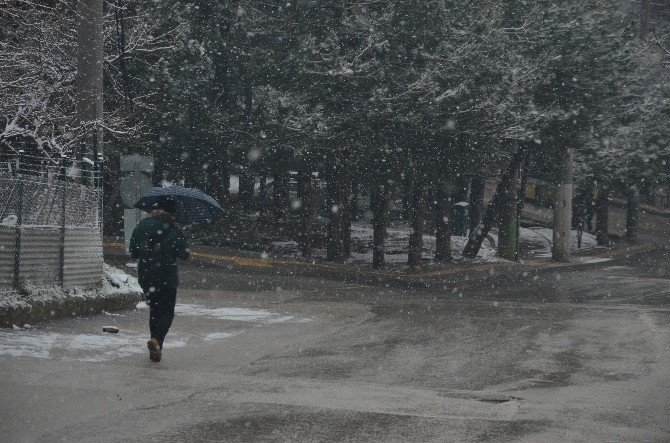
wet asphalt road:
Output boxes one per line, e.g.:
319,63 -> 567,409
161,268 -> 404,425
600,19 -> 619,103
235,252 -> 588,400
1,245 -> 670,441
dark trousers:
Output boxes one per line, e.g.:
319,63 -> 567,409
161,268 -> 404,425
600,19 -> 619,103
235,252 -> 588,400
146,286 -> 177,348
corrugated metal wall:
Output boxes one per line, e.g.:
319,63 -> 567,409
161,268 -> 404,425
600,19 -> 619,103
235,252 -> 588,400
63,228 -> 103,289
17,228 -> 60,286
0,226 -> 102,290
0,228 -> 15,288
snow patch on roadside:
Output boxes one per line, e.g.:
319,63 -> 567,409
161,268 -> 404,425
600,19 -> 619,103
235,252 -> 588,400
265,315 -> 296,324
0,329 -> 186,361
602,266 -> 630,271
175,303 -> 310,324
176,304 -> 273,321
0,264 -> 141,312
102,264 -> 142,295
204,332 -> 237,341
270,221 -> 502,263
578,257 -> 612,264
525,227 -> 598,258
269,221 -> 598,264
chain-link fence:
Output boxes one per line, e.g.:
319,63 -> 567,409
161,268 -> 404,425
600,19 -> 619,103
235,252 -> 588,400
0,151 -> 103,290
0,172 -> 102,229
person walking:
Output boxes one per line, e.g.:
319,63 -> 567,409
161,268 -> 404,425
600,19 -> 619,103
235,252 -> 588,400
129,197 -> 189,362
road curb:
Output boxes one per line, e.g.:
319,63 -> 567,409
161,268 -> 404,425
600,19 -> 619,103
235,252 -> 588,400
0,291 -> 142,328
106,240 -> 656,290
610,198 -> 670,218
416,242 -> 657,289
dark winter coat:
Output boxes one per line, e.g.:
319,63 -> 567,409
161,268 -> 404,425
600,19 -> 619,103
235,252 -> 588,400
129,213 -> 190,291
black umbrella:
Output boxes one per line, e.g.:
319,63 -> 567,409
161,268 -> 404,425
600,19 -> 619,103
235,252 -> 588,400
134,185 -> 224,224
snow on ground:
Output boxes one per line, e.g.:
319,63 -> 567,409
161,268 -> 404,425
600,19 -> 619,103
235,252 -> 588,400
0,264 -> 141,311
175,303 -> 308,324
520,227 -> 598,258
0,328 -> 187,362
175,304 -> 273,321
268,220 -> 598,264
348,223 -> 502,264
102,264 -> 142,294
204,332 -> 237,341
602,266 -> 630,271
269,221 -> 501,264
578,257 -> 613,264
0,300 -> 306,361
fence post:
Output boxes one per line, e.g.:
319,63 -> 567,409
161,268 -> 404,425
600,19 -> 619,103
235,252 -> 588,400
12,150 -> 24,289
91,125 -> 98,187
59,155 -> 68,287
96,152 -> 104,232
77,122 -> 87,185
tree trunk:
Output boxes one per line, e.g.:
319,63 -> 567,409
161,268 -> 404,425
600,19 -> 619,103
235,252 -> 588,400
343,177 -> 353,258
402,163 -> 412,220
434,179 -> 453,262
407,162 -> 426,269
221,153 -> 231,203
371,180 -> 389,269
272,149 -> 289,224
326,154 -> 348,263
463,148 -> 524,259
207,145 -> 223,205
515,159 -> 529,261
626,186 -> 639,243
182,152 -> 194,188
238,172 -> 255,209
76,0 -> 104,153
350,180 -> 360,222
298,168 -> 313,257
498,165 -> 520,260
239,72 -> 255,210
469,175 -> 486,234
596,191 -> 609,246
552,148 -> 574,262
326,185 -> 346,263
258,171 -> 268,211
212,145 -> 231,205
454,174 -> 470,203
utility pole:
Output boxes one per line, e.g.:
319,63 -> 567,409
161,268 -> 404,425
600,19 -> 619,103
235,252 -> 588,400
552,148 -> 574,262
76,0 -> 104,155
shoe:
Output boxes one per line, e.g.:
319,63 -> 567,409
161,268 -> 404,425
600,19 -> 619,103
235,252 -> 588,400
147,338 -> 161,362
